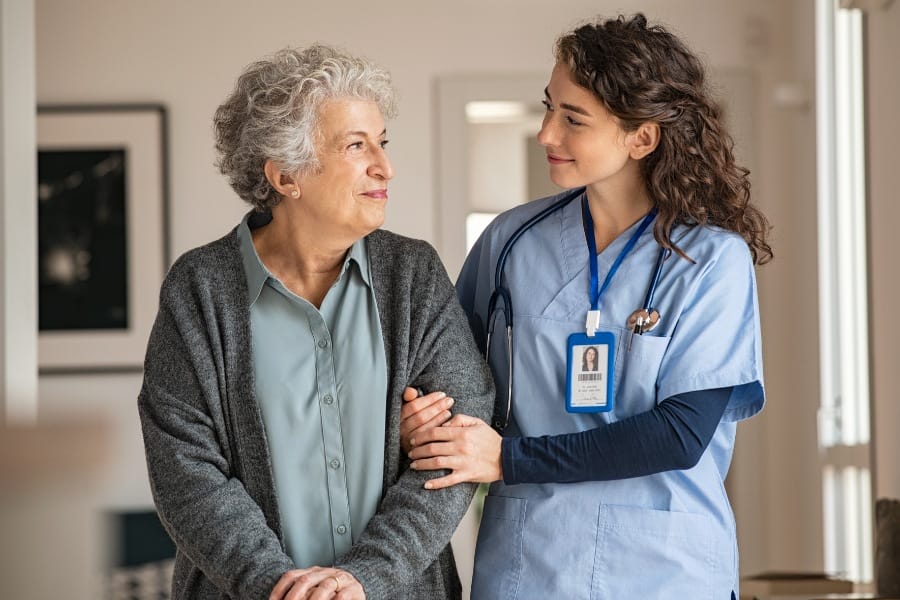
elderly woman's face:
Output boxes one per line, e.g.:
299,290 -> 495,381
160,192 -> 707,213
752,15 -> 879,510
295,98 -> 394,242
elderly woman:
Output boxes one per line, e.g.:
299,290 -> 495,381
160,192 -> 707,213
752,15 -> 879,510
138,45 -> 493,600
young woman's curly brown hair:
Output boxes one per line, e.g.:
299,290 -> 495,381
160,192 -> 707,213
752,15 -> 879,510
555,13 -> 773,265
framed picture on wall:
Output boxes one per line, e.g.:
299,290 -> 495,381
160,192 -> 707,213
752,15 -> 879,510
36,104 -> 170,374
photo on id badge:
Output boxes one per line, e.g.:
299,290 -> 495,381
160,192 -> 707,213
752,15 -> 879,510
565,331 -> 615,413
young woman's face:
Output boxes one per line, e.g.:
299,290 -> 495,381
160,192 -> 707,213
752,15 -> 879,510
537,63 -> 635,191
585,347 -> 597,362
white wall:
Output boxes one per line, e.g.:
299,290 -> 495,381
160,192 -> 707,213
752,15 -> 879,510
468,122 -> 529,213
27,0 -> 834,594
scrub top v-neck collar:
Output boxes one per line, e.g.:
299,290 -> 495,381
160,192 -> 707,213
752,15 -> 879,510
558,195 -> 657,292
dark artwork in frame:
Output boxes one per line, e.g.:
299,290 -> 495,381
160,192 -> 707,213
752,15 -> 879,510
38,148 -> 130,332
36,104 -> 169,374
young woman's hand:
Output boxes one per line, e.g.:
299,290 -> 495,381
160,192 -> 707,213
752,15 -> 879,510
399,387 -> 454,454
408,414 -> 502,489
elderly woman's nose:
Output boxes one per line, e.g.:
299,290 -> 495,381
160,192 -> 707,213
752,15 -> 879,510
370,149 -> 394,180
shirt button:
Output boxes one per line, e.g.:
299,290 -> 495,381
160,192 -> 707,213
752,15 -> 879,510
317,339 -> 328,349
336,524 -> 347,535
330,458 -> 341,469
323,395 -> 334,405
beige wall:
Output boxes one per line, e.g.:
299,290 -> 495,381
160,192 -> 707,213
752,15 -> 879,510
13,0 -> 849,596
0,0 -> 37,423
867,2 -> 900,501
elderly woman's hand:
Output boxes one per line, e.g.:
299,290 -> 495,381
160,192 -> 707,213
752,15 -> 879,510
399,387 -> 454,454
270,567 -> 365,600
408,414 -> 503,489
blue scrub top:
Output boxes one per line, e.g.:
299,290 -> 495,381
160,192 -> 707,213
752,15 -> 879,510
457,190 -> 765,599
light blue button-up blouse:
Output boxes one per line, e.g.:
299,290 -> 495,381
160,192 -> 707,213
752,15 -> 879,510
237,214 -> 387,568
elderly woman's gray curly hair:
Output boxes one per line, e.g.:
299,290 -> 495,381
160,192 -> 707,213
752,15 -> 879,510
213,44 -> 398,211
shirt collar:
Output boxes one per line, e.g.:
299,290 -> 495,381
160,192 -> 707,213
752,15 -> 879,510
237,212 -> 271,306
237,211 -> 373,306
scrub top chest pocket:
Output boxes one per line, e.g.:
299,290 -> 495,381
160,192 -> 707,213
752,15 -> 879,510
612,325 -> 671,418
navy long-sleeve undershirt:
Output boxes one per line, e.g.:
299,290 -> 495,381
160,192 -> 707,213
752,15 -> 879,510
501,387 -> 732,485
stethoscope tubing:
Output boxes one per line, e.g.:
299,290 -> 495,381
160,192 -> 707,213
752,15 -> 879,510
487,187 -> 586,340
486,187 -> 585,430
643,247 -> 671,312
492,187 -> 587,292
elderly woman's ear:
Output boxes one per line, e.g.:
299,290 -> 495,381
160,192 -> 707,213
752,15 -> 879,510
264,160 -> 300,199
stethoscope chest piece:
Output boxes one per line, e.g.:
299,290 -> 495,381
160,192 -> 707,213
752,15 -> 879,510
626,308 -> 661,334
625,246 -> 670,352
626,308 -> 661,351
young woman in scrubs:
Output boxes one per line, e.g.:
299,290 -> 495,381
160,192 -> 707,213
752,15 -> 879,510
402,13 -> 772,600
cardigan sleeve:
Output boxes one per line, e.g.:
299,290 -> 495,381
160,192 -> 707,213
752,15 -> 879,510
138,295 -> 293,599
335,238 -> 495,598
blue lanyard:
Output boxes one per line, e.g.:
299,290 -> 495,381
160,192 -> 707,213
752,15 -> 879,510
581,194 -> 657,311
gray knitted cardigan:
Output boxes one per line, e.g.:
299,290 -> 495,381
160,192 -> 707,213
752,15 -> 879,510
138,225 -> 494,600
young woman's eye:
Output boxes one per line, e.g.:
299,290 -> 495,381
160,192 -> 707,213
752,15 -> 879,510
565,115 -> 582,126
541,99 -> 553,112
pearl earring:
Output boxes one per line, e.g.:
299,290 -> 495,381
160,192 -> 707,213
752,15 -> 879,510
291,189 -> 299,198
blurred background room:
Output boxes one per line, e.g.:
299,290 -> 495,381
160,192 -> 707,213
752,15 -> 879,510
1,0 -> 898,598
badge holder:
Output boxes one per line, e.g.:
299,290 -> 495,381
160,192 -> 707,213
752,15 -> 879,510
565,310 -> 614,413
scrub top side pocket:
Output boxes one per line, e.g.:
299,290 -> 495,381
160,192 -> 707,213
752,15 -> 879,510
591,504 -> 714,600
472,495 -> 527,600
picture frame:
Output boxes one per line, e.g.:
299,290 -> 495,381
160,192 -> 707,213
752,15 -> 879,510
36,104 -> 170,374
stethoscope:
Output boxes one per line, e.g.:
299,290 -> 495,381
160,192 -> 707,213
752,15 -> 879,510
485,187 -> 670,431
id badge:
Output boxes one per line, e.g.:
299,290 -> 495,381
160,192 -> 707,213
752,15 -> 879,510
565,332 -> 614,413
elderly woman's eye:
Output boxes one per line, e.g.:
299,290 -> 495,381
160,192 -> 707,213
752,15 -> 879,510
380,140 -> 389,149
348,141 -> 364,150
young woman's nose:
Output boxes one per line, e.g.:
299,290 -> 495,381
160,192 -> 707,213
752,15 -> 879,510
537,114 -> 558,148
